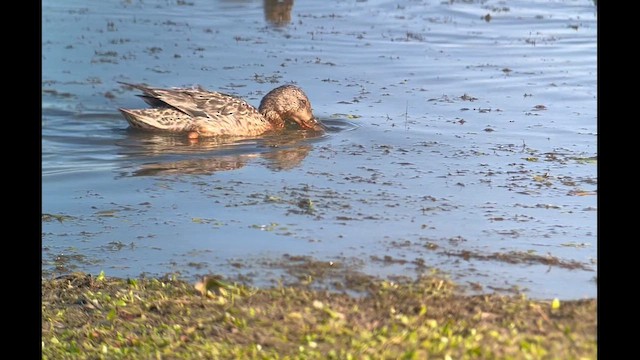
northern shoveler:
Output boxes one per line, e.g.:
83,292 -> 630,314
118,82 -> 326,138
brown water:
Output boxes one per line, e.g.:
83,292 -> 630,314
42,0 -> 597,299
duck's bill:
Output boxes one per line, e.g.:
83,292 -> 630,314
301,118 -> 328,132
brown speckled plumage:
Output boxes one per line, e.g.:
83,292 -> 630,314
118,82 -> 325,137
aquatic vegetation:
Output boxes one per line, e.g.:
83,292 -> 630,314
42,272 -> 596,359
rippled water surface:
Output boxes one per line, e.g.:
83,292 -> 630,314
42,0 -> 597,299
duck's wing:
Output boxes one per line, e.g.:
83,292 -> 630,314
119,82 -> 258,120
181,89 -> 259,120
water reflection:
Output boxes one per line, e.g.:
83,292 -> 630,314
117,129 -> 318,176
129,144 -> 311,176
264,0 -> 294,27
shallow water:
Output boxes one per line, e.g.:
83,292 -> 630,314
42,0 -> 597,299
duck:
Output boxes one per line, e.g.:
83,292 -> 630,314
118,82 -> 326,138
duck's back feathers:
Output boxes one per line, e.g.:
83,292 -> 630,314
118,82 -> 271,137
119,82 -> 254,118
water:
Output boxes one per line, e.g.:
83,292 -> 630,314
42,0 -> 597,299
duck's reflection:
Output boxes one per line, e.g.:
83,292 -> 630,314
264,0 -> 294,27
262,145 -> 310,171
118,130 -> 317,176
130,145 -> 311,176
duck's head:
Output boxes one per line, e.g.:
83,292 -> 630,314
259,85 -> 326,132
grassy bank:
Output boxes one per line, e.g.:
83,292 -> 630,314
42,272 -> 596,359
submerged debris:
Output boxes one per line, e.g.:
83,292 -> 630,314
444,250 -> 593,271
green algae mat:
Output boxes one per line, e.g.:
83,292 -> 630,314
42,272 -> 595,359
